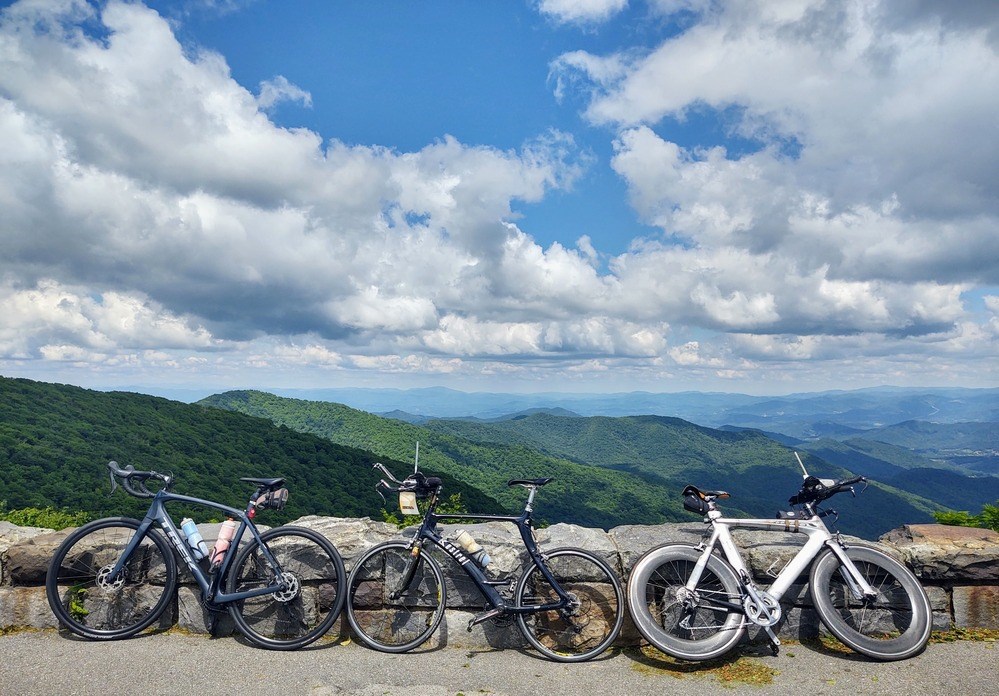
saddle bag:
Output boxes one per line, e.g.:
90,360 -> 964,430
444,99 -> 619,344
255,487 -> 289,511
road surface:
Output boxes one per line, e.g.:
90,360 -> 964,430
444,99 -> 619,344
0,630 -> 994,695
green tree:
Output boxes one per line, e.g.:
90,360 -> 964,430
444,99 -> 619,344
933,502 -> 999,532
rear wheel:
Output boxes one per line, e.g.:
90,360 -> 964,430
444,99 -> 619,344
46,517 -> 176,639
345,540 -> 446,652
626,544 -> 745,661
515,548 -> 624,662
811,545 -> 931,661
227,526 -> 346,650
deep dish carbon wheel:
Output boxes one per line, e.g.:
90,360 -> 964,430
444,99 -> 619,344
626,544 -> 746,661
227,526 -> 346,650
515,547 -> 624,662
345,540 -> 446,653
810,545 -> 931,661
46,517 -> 177,639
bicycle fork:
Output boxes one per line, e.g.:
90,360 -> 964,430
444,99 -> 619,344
824,540 -> 879,602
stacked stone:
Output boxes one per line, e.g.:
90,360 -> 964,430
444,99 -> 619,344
2,518 -> 997,644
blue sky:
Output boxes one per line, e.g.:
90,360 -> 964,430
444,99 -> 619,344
1,0 -> 997,397
157,0 -> 673,255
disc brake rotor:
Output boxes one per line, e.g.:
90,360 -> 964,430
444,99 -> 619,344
272,572 -> 301,603
96,565 -> 126,592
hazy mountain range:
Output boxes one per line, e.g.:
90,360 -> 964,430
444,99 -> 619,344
3,377 -> 996,539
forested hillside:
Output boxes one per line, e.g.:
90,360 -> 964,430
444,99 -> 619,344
424,412 -> 945,534
0,377 -> 498,523
201,391 -> 944,536
201,391 -> 701,528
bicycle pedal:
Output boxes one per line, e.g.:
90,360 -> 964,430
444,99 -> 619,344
467,607 -> 504,631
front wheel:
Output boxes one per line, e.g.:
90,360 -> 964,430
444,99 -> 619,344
810,545 -> 931,661
227,526 -> 346,650
45,517 -> 177,640
345,540 -> 446,653
515,548 -> 624,662
626,544 -> 746,661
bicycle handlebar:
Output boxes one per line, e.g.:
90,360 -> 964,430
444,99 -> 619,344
107,460 -> 172,499
789,474 -> 867,506
371,463 -> 442,501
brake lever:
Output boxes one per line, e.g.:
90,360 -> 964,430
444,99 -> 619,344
845,478 -> 869,498
372,462 -> 403,484
109,470 -> 119,496
375,479 -> 394,504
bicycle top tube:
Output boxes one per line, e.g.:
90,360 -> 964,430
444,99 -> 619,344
430,510 -> 528,525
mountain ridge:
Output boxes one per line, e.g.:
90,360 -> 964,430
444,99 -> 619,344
200,390 -> 946,536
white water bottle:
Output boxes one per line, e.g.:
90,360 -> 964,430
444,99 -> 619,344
180,518 -> 208,560
454,529 -> 491,568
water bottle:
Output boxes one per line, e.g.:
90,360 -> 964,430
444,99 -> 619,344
210,519 -> 238,570
180,518 -> 208,560
454,529 -> 491,568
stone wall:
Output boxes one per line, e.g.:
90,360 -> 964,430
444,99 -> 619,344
2,517 -> 997,648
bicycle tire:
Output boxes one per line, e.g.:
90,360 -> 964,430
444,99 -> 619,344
45,517 -> 177,640
345,540 -> 446,653
227,526 -> 346,650
810,545 -> 931,661
515,547 -> 624,662
626,543 -> 746,661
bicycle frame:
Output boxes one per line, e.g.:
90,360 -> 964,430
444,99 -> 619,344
107,489 -> 285,605
688,511 -> 879,608
404,491 -> 573,616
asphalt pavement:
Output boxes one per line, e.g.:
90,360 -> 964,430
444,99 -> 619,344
0,629 -> 994,696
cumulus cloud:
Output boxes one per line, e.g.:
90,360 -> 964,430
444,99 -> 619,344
0,0 -> 995,391
0,279 -> 217,359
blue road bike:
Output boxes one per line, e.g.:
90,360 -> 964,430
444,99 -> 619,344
46,461 -> 345,649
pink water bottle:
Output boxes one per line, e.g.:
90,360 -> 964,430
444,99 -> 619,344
210,519 -> 237,570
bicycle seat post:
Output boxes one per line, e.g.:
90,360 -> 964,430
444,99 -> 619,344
524,486 -> 538,514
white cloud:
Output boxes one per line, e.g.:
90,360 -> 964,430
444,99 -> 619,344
0,0 -> 995,391
559,0 -> 999,218
256,76 -> 312,110
536,0 -> 628,26
0,279 -> 217,359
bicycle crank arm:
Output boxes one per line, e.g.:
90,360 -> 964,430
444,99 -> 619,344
764,626 -> 781,656
467,607 -> 505,631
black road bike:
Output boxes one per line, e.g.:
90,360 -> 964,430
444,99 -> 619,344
46,461 -> 346,650
345,461 -> 624,662
627,454 -> 931,662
